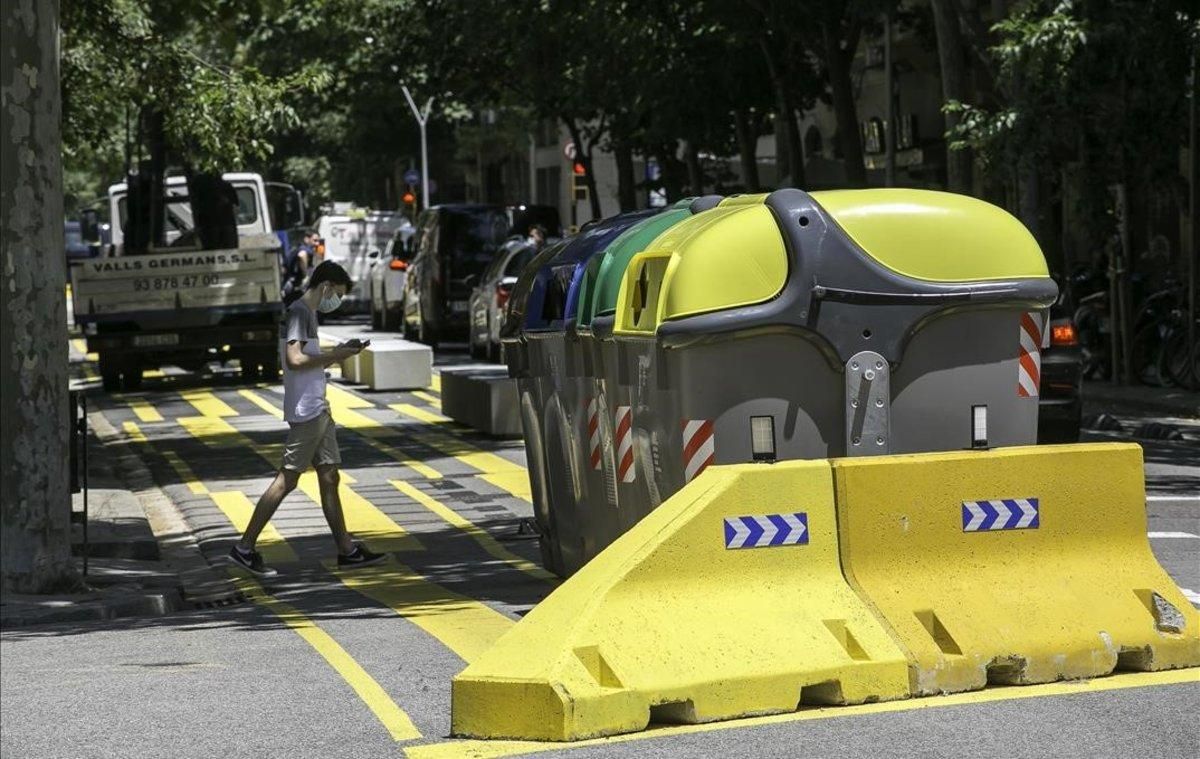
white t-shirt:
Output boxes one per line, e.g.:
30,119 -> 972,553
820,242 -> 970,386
280,300 -> 327,423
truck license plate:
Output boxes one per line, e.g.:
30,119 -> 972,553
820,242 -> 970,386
133,333 -> 180,348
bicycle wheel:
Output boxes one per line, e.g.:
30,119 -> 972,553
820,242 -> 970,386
1129,322 -> 1165,386
1161,328 -> 1199,389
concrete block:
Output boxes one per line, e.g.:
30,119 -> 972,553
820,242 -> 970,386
340,352 -> 360,383
358,340 -> 432,390
441,367 -> 522,437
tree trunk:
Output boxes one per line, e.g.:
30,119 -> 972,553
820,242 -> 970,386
683,140 -> 703,195
759,38 -> 806,189
733,109 -> 761,191
1,0 -> 77,594
614,141 -> 637,211
823,23 -> 868,187
931,0 -> 974,194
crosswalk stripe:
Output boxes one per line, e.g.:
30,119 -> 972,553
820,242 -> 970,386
429,374 -> 441,393
237,388 -> 285,418
323,386 -> 442,479
389,403 -> 531,503
389,480 -> 555,583
123,418 -> 299,562
179,390 -> 238,417
325,559 -> 515,664
176,408 -> 423,553
231,573 -> 422,742
127,398 -> 164,423
412,391 -> 442,409
210,491 -> 298,564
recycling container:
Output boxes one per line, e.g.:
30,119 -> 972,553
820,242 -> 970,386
573,197 -> 722,550
611,188 -> 1058,524
503,212 -> 658,575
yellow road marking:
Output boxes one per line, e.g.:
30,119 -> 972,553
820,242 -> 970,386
392,402 -> 448,425
326,559 -> 515,664
403,668 -> 1200,759
160,449 -> 209,495
177,414 -> 422,553
142,369 -> 166,379
125,419 -> 298,562
180,390 -> 238,417
210,491 -> 297,564
127,398 -> 164,423
429,374 -> 441,393
390,404 -> 531,503
323,386 -> 442,479
238,388 -> 285,419
390,480 -> 554,583
412,391 -> 442,409
231,573 -> 421,742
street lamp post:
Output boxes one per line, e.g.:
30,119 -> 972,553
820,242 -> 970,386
401,85 -> 434,210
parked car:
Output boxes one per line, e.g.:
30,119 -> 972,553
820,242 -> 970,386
468,238 -> 537,361
314,209 -> 411,312
1038,293 -> 1084,443
402,204 -> 512,347
64,220 -> 93,262
367,225 -> 416,331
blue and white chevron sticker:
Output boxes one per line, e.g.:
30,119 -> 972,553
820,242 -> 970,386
962,498 -> 1040,532
724,513 -> 808,549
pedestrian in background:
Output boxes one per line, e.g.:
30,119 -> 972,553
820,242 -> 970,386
230,261 -> 384,576
527,223 -> 546,250
282,228 -> 318,303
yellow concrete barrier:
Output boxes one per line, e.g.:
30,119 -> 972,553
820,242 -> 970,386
451,460 -> 910,741
834,443 -> 1200,696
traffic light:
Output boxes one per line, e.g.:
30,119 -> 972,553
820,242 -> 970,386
402,187 -> 417,214
572,161 -> 589,202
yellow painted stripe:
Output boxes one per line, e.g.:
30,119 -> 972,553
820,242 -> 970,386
392,402 -> 448,425
412,391 -> 442,409
176,413 -> 422,553
322,386 -> 442,479
142,369 -> 166,379
211,491 -> 297,564
127,399 -> 164,423
390,404 -> 531,503
123,421 -> 148,444
429,374 -> 441,393
326,559 -> 514,664
238,388 -> 285,419
390,480 -> 554,583
180,390 -> 238,417
232,573 -> 421,742
160,450 -> 209,495
403,668 -> 1200,759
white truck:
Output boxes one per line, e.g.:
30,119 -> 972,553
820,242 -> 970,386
71,172 -> 303,391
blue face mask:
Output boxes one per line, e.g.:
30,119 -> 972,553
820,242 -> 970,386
317,291 -> 343,313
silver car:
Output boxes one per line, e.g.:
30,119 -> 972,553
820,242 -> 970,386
468,238 -> 536,361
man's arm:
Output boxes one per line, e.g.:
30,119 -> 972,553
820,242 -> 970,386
285,340 -> 361,371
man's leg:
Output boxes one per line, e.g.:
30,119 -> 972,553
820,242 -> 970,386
315,464 -> 355,554
239,469 -> 300,551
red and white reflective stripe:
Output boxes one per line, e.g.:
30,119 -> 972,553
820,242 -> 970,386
682,419 -> 715,483
1018,311 -> 1043,398
586,397 -> 601,471
615,406 -> 634,483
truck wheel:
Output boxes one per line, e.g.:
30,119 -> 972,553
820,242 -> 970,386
260,351 -> 280,381
418,310 -> 439,350
121,359 -> 143,392
99,356 -> 121,392
380,287 -> 398,332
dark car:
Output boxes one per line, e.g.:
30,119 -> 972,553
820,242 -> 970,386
402,204 -> 512,347
1038,293 -> 1083,443
64,220 -> 93,261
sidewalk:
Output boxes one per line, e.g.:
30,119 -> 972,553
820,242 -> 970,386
0,411 -> 237,628
1083,380 -> 1200,419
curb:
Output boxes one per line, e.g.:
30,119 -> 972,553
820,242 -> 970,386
91,413 -> 245,608
0,589 -> 185,628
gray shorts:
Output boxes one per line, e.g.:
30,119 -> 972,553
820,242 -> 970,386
281,410 -> 341,472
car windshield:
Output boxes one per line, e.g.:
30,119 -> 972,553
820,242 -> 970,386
442,209 -> 510,278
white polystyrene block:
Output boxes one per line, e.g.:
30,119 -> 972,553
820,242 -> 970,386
358,340 -> 432,390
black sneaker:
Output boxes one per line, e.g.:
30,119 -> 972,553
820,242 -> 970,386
337,543 -> 387,568
228,545 -> 278,577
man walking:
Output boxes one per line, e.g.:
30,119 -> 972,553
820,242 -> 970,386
230,261 -> 385,576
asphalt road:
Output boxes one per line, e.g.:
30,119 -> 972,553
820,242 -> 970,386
2,331 -> 1197,759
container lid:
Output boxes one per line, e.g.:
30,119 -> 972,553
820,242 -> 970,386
576,199 -> 696,329
613,195 -> 787,334
811,189 -> 1049,282
521,210 -> 660,333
